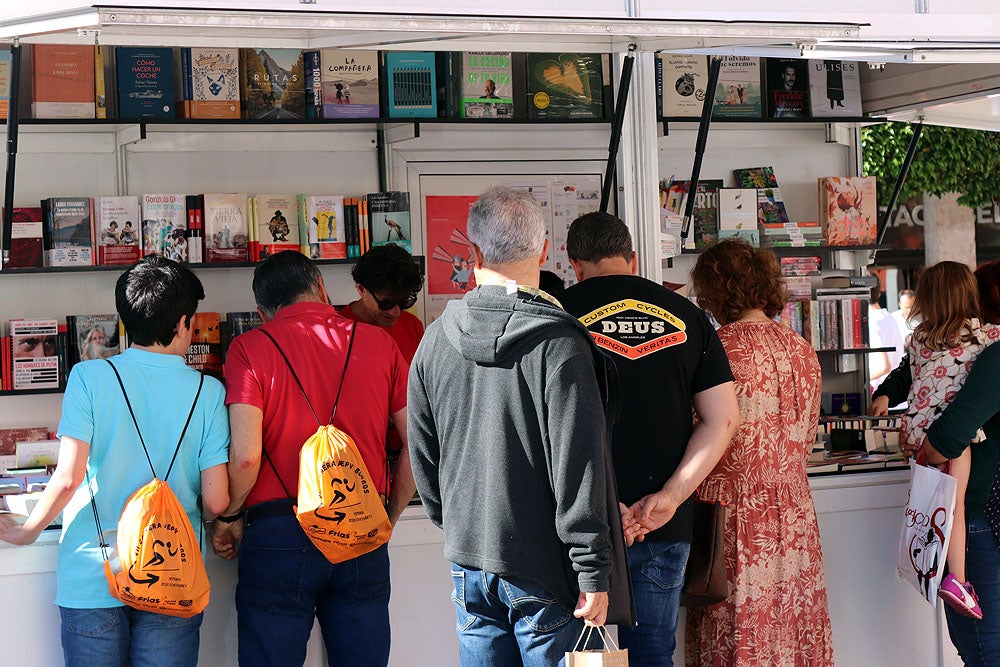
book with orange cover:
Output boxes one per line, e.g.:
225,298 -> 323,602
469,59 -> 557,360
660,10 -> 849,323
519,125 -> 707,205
31,44 -> 95,118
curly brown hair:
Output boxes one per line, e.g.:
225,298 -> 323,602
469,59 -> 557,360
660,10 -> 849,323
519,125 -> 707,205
691,239 -> 787,325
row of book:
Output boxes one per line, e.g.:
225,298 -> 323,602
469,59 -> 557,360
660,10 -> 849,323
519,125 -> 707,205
657,54 -> 864,120
0,310 -> 263,392
807,415 -> 908,475
0,428 -> 55,499
776,287 -> 873,353
12,45 -> 612,122
660,167 -> 878,252
4,191 -> 411,270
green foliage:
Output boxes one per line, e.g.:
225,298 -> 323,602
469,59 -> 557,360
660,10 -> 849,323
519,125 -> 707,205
862,123 -> 1000,209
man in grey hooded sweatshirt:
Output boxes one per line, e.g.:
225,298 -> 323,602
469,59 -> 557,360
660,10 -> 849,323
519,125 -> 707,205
408,186 -> 615,666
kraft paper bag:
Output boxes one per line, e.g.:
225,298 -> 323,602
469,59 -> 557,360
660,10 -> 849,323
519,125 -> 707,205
565,626 -> 629,667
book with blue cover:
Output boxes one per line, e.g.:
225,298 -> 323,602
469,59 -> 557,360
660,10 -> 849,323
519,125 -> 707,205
116,47 -> 175,118
384,52 -> 438,118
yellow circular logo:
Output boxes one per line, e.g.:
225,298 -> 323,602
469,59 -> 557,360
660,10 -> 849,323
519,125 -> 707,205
533,92 -> 550,109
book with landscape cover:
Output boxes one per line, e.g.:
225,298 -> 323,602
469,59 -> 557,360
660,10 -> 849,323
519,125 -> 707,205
367,191 -> 411,254
42,197 -> 94,267
96,196 -> 141,265
457,51 -> 517,119
712,56 -> 762,119
764,58 -> 810,119
249,194 -> 300,260
185,312 -> 223,381
9,318 -> 60,390
526,53 -> 606,120
239,48 -> 305,120
383,52 -> 439,119
0,427 -> 50,477
6,207 -> 44,269
203,193 -> 249,263
115,47 -> 175,119
733,166 -> 791,225
141,194 -> 187,260
30,44 -> 95,118
300,195 -> 347,259
65,314 -> 121,370
319,50 -> 380,119
809,60 -> 863,118
819,176 -> 878,246
658,54 -> 708,118
178,48 -> 240,119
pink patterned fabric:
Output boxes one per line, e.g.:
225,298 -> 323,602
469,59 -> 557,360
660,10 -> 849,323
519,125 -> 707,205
685,320 -> 833,666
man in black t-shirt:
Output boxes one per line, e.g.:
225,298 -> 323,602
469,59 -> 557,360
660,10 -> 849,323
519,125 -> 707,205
561,211 -> 739,665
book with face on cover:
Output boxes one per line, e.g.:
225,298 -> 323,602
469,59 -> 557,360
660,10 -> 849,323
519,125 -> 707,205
9,318 -> 60,390
96,196 -> 141,265
457,51 -> 517,119
141,194 -> 187,260
65,313 -> 121,371
764,58 -> 810,119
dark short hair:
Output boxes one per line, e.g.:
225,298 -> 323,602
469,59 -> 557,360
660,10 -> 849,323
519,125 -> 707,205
691,239 -> 787,324
116,256 -> 205,346
539,270 -> 566,296
566,212 -> 633,263
351,243 -> 423,296
253,250 -> 322,316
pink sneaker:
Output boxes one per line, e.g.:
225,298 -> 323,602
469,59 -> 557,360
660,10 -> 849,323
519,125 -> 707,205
939,574 -> 984,620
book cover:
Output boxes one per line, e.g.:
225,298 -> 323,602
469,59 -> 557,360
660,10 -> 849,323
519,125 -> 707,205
0,49 -> 11,119
250,194 -> 300,260
303,50 -> 322,119
9,318 -> 59,390
0,427 -> 50,477
733,167 -> 791,225
819,176 -> 878,246
457,51 -> 515,119
718,188 -> 758,230
764,58 -> 809,119
185,312 -> 223,381
180,48 -> 240,119
43,197 -> 94,266
30,44 -> 95,118
66,314 -> 121,370
658,54 -> 708,118
367,191 -> 411,254
384,52 -> 438,119
94,44 -> 107,119
15,439 -> 60,468
203,193 -> 249,263
302,195 -> 347,259
6,207 -> 44,269
141,194 -> 188,260
809,60 -> 863,118
115,47 -> 175,119
224,310 -> 263,354
240,48 -> 305,119
526,53 -> 606,119
320,50 -> 379,119
712,56 -> 761,119
688,179 -> 722,250
96,196 -> 141,265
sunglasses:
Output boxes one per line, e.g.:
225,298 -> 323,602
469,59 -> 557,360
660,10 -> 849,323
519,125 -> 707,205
367,288 -> 418,311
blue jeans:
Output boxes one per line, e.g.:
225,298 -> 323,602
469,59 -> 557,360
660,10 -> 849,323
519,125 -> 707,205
59,605 -> 202,667
235,513 -> 391,667
617,539 -> 690,667
451,565 -> 595,667
945,516 -> 1000,666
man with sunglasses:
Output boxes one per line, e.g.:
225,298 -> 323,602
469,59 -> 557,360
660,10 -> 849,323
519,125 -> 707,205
340,242 -> 425,364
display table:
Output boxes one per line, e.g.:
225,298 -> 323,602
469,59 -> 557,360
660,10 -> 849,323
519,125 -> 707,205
0,472 -> 965,666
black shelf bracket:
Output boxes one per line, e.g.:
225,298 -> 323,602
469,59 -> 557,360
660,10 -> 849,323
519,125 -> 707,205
2,41 -> 22,265
877,120 -> 923,247
680,57 -> 722,241
599,45 -> 635,213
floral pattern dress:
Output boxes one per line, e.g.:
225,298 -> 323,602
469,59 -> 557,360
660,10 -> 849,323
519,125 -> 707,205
685,320 -> 834,666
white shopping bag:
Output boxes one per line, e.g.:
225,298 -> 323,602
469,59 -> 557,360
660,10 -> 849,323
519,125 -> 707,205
898,462 -> 958,604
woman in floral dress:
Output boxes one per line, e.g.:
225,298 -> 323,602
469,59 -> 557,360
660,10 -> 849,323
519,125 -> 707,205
686,239 -> 834,666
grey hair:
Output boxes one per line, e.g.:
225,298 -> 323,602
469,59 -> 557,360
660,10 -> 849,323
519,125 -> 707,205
467,186 -> 546,264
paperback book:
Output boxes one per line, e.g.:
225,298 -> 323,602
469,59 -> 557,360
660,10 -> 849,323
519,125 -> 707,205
65,314 -> 121,370
819,176 -> 878,246
30,44 -> 96,118
809,60 -> 863,118
300,195 -> 347,260
718,188 -> 758,230
733,167 -> 791,225
239,48 -> 305,119
318,50 -> 380,119
141,194 -> 188,260
367,191 -> 411,254
0,427 -> 50,477
9,318 -> 60,390
178,48 -> 240,119
0,50 -> 11,119
96,196 -> 141,265
384,52 -> 439,118
203,193 -> 249,263
224,311 -> 263,353
249,194 -> 300,260
526,53 -> 607,119
115,47 -> 175,118
41,197 -> 94,267
657,54 -> 708,118
6,207 -> 44,269
457,51 -> 516,119
185,312 -> 223,381
712,56 -> 762,119
764,58 -> 809,119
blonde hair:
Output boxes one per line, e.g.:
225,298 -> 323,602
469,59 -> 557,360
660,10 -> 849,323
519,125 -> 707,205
911,261 -> 981,350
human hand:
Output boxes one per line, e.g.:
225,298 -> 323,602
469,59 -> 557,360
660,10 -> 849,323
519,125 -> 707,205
868,395 -> 890,417
210,519 -> 244,560
632,488 -> 683,535
619,502 -> 642,547
574,591 -> 609,627
0,514 -> 38,546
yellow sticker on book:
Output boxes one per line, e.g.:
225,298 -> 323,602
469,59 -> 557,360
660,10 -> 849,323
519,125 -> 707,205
533,91 -> 550,109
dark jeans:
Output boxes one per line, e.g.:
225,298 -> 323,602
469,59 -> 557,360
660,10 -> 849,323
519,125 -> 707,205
59,606 -> 202,667
235,512 -> 390,667
945,516 -> 1000,666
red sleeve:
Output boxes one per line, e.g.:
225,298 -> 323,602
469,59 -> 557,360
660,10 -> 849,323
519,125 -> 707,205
389,342 -> 408,415
224,336 -> 264,409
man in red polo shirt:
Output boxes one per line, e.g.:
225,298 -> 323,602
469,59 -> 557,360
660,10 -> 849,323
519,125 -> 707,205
211,250 -> 414,667
339,242 -> 424,364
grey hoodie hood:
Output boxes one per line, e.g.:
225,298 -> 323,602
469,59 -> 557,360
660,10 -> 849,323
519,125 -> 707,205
440,285 -> 577,364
